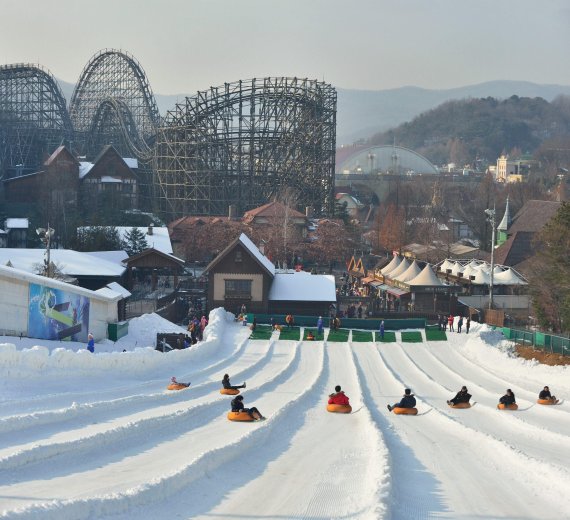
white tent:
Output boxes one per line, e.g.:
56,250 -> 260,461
451,262 -> 464,277
472,268 -> 491,285
439,259 -> 454,273
388,258 -> 411,280
397,260 -> 422,283
461,264 -> 477,280
381,255 -> 402,275
494,268 -> 527,285
408,264 -> 444,286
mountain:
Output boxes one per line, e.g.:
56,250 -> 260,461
57,78 -> 570,144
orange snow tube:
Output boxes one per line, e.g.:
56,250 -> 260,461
393,407 -> 418,415
537,398 -> 559,405
449,402 -> 471,409
327,404 -> 352,413
167,383 -> 189,391
220,388 -> 240,395
227,411 -> 255,422
497,403 -> 518,410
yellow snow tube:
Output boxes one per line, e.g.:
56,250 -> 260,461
327,404 -> 352,413
449,402 -> 471,409
220,388 -> 240,395
497,403 -> 518,410
167,383 -> 189,391
393,407 -> 418,415
227,411 -> 255,422
537,398 -> 559,405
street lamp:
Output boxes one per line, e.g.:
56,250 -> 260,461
36,224 -> 55,277
484,207 -> 496,309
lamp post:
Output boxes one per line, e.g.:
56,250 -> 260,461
485,207 -> 496,309
36,224 -> 55,277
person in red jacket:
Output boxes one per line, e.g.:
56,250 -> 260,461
328,385 -> 350,405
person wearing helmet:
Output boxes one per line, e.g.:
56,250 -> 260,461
230,395 -> 264,420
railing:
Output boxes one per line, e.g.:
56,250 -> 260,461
502,327 -> 569,356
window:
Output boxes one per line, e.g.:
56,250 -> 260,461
235,251 -> 242,263
224,279 -> 252,299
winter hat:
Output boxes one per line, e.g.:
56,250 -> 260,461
404,388 -> 411,395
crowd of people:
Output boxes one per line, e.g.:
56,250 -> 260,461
437,314 -> 471,333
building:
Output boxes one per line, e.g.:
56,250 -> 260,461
496,154 -> 539,183
4,218 -> 29,248
242,201 -> 308,239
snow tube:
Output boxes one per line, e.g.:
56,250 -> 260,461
497,403 -> 518,410
327,404 -> 352,413
449,402 -> 471,409
227,411 -> 255,422
393,407 -> 418,415
537,398 -> 559,405
167,383 -> 189,391
220,388 -> 240,395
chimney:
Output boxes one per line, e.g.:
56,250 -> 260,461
228,204 -> 237,220
147,223 -> 154,235
305,206 -> 313,218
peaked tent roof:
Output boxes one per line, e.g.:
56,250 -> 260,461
381,255 -> 402,275
497,196 -> 512,231
472,268 -> 490,285
388,258 -> 411,280
408,264 -> 444,286
439,259 -> 454,273
397,260 -> 422,282
494,268 -> 527,285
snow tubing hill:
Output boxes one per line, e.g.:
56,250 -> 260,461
327,404 -> 352,413
393,407 -> 418,415
497,403 -> 518,410
449,402 -> 471,409
537,398 -> 559,405
227,411 -> 255,422
167,383 -> 189,391
220,388 -> 240,395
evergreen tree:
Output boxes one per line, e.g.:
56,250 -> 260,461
73,226 -> 123,251
122,227 -> 149,256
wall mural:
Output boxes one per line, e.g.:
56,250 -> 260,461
28,283 -> 90,342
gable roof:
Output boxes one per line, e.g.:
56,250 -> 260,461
204,233 -> 275,277
44,145 -> 79,167
82,145 -> 137,181
243,201 -> 306,221
508,200 -> 561,233
124,247 -> 185,268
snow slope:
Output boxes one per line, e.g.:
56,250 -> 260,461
0,314 -> 568,519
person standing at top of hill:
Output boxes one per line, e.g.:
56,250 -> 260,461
328,385 -> 350,406
457,316 -> 464,333
87,333 -> 95,353
379,320 -> 385,340
466,316 -> 471,334
448,315 -> 455,332
285,314 -> 294,328
317,316 -> 324,336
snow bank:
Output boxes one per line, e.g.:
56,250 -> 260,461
0,309 -> 234,381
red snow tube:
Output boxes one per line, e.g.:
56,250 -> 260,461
327,404 -> 352,413
537,398 -> 559,405
227,411 -> 255,422
497,403 -> 518,410
167,383 -> 189,391
449,402 -> 471,409
220,388 -> 240,395
393,407 -> 418,415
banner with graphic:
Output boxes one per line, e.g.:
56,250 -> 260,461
28,283 -> 90,342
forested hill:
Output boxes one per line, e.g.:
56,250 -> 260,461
368,95 -> 570,166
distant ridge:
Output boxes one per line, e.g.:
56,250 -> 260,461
56,78 -> 570,145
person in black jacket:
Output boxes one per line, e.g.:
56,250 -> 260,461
231,395 -> 264,420
447,386 -> 471,405
387,388 -> 416,411
539,386 -> 557,402
222,374 -> 246,390
499,389 -> 516,406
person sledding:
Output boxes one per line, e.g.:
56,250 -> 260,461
538,386 -> 557,403
231,395 -> 264,420
170,376 -> 190,388
328,385 -> 350,406
447,386 -> 471,406
222,373 -> 246,390
387,388 -> 416,411
306,330 -> 315,341
499,389 -> 516,407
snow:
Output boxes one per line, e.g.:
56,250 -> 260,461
123,158 -> 138,169
115,227 -> 173,255
268,271 -> 336,301
0,313 -> 569,519
78,162 -> 93,178
4,218 -> 28,229
238,233 -> 275,275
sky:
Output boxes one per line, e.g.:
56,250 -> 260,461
1,0 -> 569,95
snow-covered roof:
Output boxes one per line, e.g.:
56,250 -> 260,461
269,271 -> 336,301
493,268 -> 527,285
79,162 -> 93,178
100,176 -> 123,183
115,227 -> 173,255
0,264 -> 121,302
238,233 -> 275,276
105,281 -> 132,297
380,255 -> 401,275
0,249 -> 126,277
5,218 -> 29,229
85,250 -> 129,265
123,158 -> 138,169
397,260 -> 422,283
407,264 -> 444,286
388,258 -> 411,280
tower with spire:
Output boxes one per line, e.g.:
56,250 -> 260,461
496,196 -> 512,246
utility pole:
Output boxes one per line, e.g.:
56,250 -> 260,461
36,224 -> 55,277
485,207 -> 496,309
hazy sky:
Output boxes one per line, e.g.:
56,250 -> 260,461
1,0 -> 569,95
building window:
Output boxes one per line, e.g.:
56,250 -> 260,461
235,251 -> 242,262
224,279 -> 252,299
